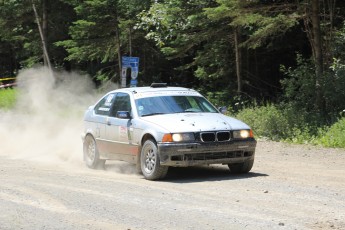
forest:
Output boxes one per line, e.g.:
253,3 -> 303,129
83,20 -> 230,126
1,0 -> 345,147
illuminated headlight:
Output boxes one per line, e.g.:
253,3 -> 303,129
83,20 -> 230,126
172,133 -> 195,142
162,133 -> 195,142
233,130 -> 253,139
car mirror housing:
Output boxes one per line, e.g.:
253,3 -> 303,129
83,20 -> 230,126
218,106 -> 227,114
116,111 -> 131,119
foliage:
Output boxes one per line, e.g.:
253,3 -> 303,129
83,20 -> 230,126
0,89 -> 17,110
280,55 -> 317,113
0,0 -> 76,70
57,0 -> 170,83
318,118 -> 345,148
234,104 -> 290,141
205,0 -> 299,49
281,21 -> 345,122
1,0 -> 345,148
231,100 -> 345,148
0,1 -> 34,72
138,0 -> 301,92
203,89 -> 255,115
139,0 -> 238,88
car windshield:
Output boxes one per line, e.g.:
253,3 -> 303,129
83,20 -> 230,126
135,95 -> 218,117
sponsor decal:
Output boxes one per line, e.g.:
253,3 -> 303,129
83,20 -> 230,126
119,126 -> 128,140
134,90 -> 201,99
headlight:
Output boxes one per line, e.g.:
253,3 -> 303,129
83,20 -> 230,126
162,133 -> 195,142
233,130 -> 254,139
172,133 -> 195,142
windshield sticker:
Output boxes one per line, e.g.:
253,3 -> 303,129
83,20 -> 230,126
99,107 -> 110,111
104,94 -> 114,106
134,90 -> 201,99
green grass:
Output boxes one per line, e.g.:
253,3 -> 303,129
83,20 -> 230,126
231,104 -> 345,148
0,88 -> 17,109
317,118 -> 345,148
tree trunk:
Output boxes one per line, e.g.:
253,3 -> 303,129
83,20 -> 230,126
129,27 -> 132,57
116,25 -> 122,82
234,27 -> 242,93
310,0 -> 324,112
42,0 -> 48,66
32,1 -> 53,78
114,7 -> 122,84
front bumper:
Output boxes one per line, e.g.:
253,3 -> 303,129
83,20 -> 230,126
157,139 -> 256,167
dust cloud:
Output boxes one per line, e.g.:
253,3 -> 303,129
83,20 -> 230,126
0,67 -> 106,167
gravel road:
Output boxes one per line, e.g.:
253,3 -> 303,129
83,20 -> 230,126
1,140 -> 345,230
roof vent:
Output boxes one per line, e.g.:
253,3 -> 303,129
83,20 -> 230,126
150,83 -> 167,88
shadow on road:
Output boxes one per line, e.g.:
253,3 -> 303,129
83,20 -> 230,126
103,161 -> 268,182
163,166 -> 268,183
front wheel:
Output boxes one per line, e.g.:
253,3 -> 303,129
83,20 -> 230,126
140,139 -> 168,180
83,135 -> 105,169
228,159 -> 254,174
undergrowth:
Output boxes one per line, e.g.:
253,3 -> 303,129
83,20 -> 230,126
0,89 -> 17,110
231,104 -> 345,148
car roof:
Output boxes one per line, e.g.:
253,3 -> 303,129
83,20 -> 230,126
108,86 -> 198,94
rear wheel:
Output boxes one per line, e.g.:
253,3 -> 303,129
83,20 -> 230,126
140,139 -> 168,180
83,135 -> 105,169
228,159 -> 254,174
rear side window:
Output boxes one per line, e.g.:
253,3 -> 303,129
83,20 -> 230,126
94,93 -> 116,116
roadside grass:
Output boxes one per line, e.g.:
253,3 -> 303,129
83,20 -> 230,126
232,104 -> 345,148
0,88 -> 17,110
316,118 -> 345,148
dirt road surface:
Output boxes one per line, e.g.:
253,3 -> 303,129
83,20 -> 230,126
1,141 -> 345,230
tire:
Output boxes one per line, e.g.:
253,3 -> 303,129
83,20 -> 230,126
140,139 -> 168,180
228,159 -> 254,174
83,135 -> 105,169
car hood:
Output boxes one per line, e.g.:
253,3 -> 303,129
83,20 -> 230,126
139,113 -> 250,133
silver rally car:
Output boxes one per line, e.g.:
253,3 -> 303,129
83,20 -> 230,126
82,83 -> 256,180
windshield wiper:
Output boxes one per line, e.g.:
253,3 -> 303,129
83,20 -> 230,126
141,112 -> 166,117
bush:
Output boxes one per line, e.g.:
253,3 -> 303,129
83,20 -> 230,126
0,89 -> 17,109
235,104 -> 289,140
232,102 -> 345,148
281,54 -> 345,123
204,90 -> 256,114
317,118 -> 345,148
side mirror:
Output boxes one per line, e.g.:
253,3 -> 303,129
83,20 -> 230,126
116,111 -> 131,119
218,106 -> 227,114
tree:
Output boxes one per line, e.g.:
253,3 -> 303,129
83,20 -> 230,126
0,0 -> 34,74
32,1 -> 52,72
0,0 -> 76,75
205,0 -> 299,93
57,0 -> 152,84
140,0 -> 235,89
281,0 -> 345,120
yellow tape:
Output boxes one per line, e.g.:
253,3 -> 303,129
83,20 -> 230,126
0,77 -> 16,81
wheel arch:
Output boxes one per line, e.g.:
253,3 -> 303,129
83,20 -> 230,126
136,133 -> 157,167
139,135 -> 168,180
141,133 -> 156,145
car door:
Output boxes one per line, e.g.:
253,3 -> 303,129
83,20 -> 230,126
92,93 -> 116,156
105,92 -> 135,161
